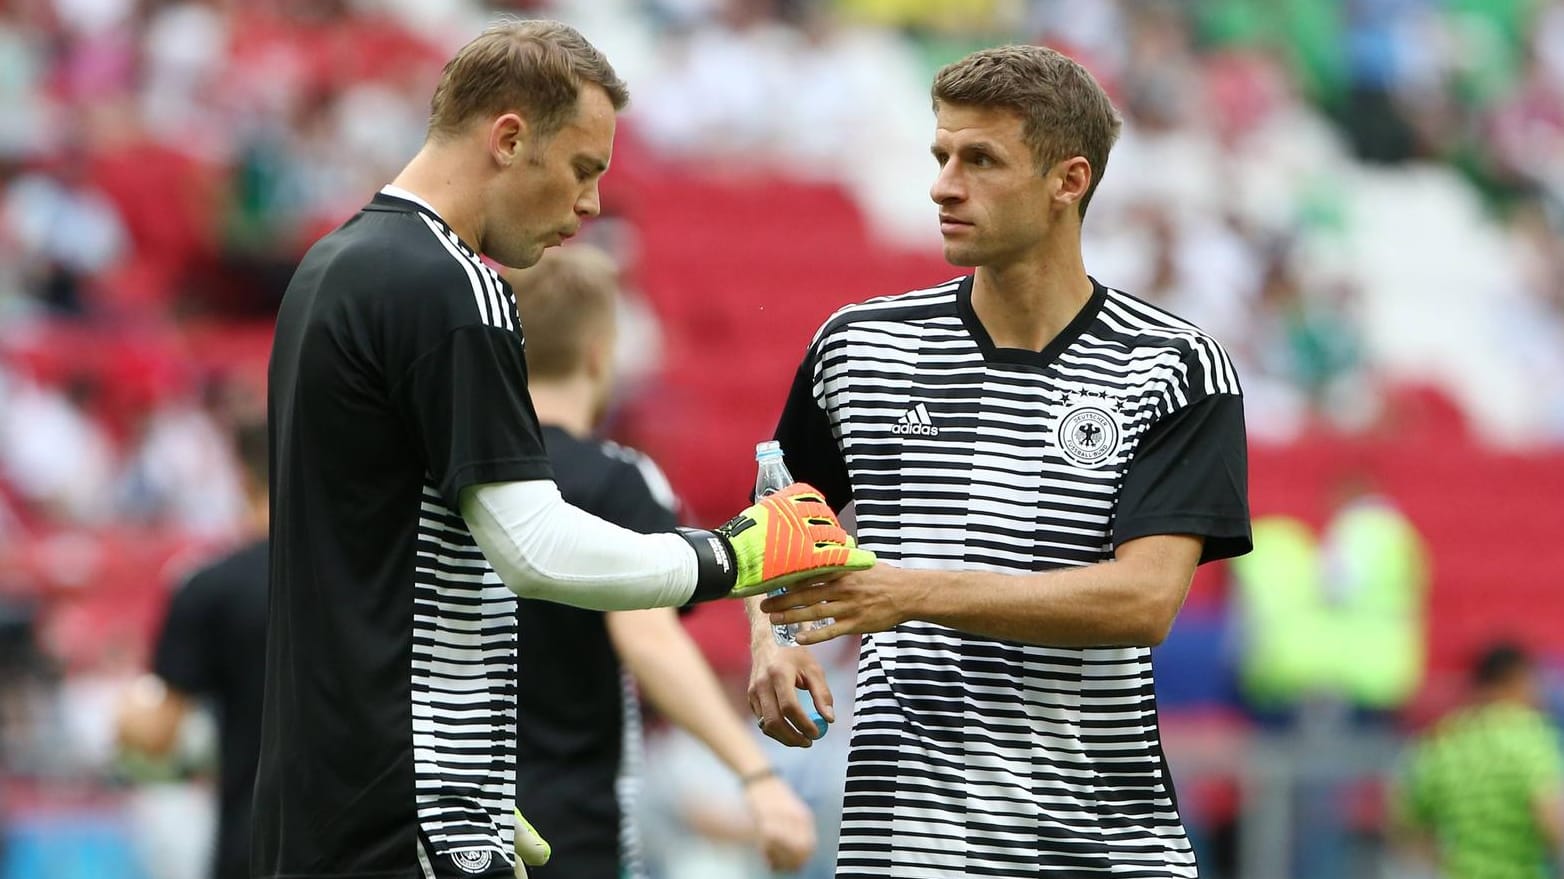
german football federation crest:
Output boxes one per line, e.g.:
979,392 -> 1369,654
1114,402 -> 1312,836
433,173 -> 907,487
1055,396 -> 1122,468
450,848 -> 494,874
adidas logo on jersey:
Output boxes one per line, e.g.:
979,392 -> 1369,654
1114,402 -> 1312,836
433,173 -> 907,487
891,402 -> 940,436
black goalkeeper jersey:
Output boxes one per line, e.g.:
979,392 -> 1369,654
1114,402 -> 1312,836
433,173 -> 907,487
257,187 -> 553,879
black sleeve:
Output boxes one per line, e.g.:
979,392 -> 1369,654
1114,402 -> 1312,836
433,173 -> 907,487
1113,393 -> 1251,564
151,573 -> 219,697
394,324 -> 553,508
773,347 -> 851,511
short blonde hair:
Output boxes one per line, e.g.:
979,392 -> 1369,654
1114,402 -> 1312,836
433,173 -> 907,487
933,45 -> 1122,217
508,246 -> 620,379
427,20 -> 629,141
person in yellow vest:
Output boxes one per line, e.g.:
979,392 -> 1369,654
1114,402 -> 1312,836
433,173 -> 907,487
1231,474 -> 1427,879
1232,475 -> 1427,713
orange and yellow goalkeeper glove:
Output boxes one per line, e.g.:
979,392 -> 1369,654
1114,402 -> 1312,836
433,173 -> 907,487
680,483 -> 875,602
717,483 -> 875,597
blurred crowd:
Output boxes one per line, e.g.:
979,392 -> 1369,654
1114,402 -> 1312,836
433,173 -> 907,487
4,0 -> 1564,534
2,1 -> 1564,877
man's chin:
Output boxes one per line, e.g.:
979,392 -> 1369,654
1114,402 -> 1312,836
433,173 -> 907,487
503,244 -> 547,270
941,245 -> 982,268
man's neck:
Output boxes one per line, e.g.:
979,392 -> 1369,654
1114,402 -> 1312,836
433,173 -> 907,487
391,143 -> 486,250
528,376 -> 597,438
970,232 -> 1093,352
245,497 -> 269,543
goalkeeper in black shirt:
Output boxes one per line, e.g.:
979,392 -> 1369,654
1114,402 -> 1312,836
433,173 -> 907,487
258,21 -> 871,879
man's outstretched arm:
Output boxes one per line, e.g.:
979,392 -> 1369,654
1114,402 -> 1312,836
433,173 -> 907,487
462,481 -> 874,611
765,533 -> 1202,648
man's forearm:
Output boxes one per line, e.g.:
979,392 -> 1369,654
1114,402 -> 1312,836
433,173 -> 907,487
462,481 -> 732,610
896,536 -> 1202,647
909,566 -> 1172,646
609,610 -> 771,777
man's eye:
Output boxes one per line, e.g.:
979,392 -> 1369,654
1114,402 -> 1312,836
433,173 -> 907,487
970,154 -> 993,167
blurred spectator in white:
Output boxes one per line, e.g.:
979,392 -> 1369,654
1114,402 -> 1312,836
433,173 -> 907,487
0,7 -> 53,160
116,383 -> 247,539
631,0 -> 934,242
2,147 -> 128,315
633,2 -> 797,160
139,1 -> 232,162
1500,196 -> 1564,439
0,374 -> 117,525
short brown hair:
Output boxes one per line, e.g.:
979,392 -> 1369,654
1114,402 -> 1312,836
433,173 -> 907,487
428,20 -> 629,141
508,246 -> 620,379
932,44 -> 1122,217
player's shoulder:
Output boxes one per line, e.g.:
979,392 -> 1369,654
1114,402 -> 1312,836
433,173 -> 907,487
809,275 -> 967,349
191,539 -> 267,582
308,195 -> 511,330
596,439 -> 678,513
544,428 -> 677,516
169,539 -> 267,604
1095,283 -> 1241,396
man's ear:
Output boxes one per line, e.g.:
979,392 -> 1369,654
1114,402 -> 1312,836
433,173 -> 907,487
1054,156 -> 1093,210
490,112 -> 529,167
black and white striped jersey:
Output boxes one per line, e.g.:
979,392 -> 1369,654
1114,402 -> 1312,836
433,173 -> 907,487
775,275 -> 1251,878
258,187 -> 553,879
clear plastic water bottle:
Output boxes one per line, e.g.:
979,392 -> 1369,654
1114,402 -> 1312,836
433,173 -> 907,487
754,441 -> 830,739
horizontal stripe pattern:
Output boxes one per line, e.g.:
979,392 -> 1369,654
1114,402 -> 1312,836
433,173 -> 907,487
412,482 -> 517,868
808,278 -> 1236,877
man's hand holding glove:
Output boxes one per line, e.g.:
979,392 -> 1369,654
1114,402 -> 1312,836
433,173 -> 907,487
680,483 -> 875,601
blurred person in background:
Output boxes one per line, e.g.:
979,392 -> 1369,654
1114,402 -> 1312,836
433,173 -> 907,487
1392,642 -> 1563,878
1233,469 -> 1427,717
756,45 -> 1250,877
634,636 -> 856,879
1231,468 -> 1428,878
115,418 -> 268,879
257,18 -> 865,879
502,247 -> 815,878
0,371 -> 116,526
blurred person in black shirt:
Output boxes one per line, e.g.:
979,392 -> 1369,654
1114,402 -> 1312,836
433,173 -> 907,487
116,419 -> 268,879
504,247 -> 816,878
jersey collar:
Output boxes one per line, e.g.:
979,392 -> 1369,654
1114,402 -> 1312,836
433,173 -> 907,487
376,184 -> 443,220
371,185 -> 487,257
956,273 -> 1108,370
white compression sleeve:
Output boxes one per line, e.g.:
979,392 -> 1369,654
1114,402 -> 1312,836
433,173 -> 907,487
460,480 -> 699,610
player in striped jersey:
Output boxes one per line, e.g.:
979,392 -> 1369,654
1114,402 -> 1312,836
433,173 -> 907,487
258,22 -> 868,879
752,46 -> 1252,877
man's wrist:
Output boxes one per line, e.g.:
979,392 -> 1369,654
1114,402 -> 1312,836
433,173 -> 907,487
678,528 -> 737,603
738,766 -> 778,788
